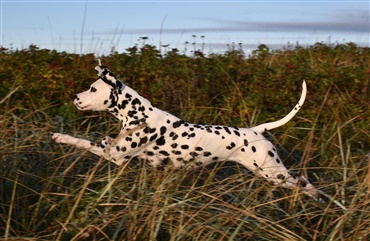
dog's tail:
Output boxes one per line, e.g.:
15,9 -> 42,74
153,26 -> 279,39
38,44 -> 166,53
251,80 -> 307,133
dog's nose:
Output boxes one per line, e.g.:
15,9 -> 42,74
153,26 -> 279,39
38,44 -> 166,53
71,94 -> 78,101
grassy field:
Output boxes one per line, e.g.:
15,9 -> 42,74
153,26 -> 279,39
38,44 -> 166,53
0,42 -> 369,240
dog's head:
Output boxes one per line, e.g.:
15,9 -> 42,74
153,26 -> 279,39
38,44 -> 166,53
72,61 -> 125,111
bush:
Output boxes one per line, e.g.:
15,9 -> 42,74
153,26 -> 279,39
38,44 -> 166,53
0,42 -> 369,240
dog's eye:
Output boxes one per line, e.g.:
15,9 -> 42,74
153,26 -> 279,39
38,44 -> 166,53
90,87 -> 97,92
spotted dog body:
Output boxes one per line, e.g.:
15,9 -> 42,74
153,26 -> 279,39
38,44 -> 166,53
52,63 -> 318,199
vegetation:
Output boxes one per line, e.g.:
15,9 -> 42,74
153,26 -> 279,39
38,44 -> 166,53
0,42 -> 369,240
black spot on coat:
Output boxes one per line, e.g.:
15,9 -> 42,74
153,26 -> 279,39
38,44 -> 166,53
156,136 -> 166,146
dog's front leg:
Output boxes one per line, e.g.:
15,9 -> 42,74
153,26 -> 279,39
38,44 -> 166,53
52,133 -> 107,158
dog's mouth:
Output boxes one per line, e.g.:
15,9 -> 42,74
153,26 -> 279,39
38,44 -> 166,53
75,103 -> 90,110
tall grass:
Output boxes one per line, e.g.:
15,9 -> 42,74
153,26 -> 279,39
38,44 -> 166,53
0,43 -> 369,240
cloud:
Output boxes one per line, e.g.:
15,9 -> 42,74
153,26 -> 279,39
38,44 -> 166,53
95,8 -> 369,36
228,9 -> 369,33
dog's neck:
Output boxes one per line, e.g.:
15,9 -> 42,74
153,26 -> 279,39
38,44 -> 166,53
107,85 -> 179,131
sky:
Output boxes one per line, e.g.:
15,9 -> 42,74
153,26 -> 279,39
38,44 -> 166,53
1,0 -> 369,56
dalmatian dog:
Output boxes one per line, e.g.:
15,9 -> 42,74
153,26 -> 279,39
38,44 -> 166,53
52,60 -> 319,199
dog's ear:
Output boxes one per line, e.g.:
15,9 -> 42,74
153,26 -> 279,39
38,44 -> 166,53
94,64 -> 124,90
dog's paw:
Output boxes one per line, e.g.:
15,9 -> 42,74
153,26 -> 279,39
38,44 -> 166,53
52,133 -> 73,144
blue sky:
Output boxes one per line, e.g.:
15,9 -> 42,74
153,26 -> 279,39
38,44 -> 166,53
1,0 -> 369,55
